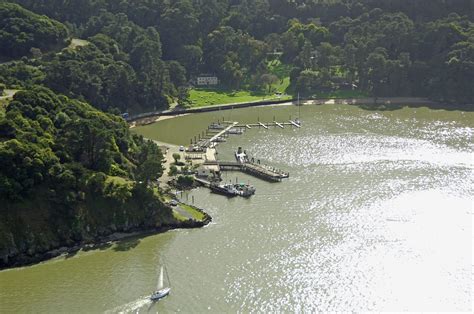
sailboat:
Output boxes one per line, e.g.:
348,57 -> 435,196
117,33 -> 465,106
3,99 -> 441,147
150,265 -> 171,301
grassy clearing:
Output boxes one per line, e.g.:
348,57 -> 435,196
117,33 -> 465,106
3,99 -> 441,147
267,59 -> 292,79
267,59 -> 292,94
67,38 -> 90,50
180,203 -> 205,221
0,89 -> 19,118
172,210 -> 189,222
106,176 -> 133,187
189,88 -> 290,107
273,76 -> 290,94
188,60 -> 293,107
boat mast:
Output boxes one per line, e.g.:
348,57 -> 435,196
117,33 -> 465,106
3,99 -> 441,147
297,92 -> 301,120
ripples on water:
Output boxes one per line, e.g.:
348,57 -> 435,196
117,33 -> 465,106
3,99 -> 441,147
216,106 -> 472,312
0,105 -> 472,313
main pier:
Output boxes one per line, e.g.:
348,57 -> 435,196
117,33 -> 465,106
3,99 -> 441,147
183,119 -> 300,190
189,118 -> 301,151
203,160 -> 289,182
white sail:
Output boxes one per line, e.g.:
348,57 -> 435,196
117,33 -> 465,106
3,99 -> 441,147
157,266 -> 164,290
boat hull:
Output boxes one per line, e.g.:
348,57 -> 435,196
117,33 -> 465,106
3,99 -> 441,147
150,287 -> 171,301
209,185 -> 239,197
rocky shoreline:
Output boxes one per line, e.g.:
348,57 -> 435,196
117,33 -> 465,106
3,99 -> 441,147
0,209 -> 212,271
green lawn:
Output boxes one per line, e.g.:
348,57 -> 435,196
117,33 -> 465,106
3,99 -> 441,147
273,76 -> 290,94
180,203 -> 206,221
188,59 -> 293,108
267,59 -> 292,80
172,210 -> 189,222
189,88 -> 291,107
171,203 -> 206,222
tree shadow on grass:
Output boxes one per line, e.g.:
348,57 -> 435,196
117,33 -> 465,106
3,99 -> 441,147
249,90 -> 268,97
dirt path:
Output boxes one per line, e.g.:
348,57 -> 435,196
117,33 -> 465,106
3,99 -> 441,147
148,140 -> 184,188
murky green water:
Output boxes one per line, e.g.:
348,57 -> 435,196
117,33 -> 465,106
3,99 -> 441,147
1,104 -> 472,312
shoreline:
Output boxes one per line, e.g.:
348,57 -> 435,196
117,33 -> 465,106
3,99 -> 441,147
0,207 -> 212,271
130,96 -> 471,126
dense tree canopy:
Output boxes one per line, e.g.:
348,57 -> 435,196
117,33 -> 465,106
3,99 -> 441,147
0,86 -> 163,201
0,2 -> 68,58
1,0 -> 473,107
0,87 -> 173,266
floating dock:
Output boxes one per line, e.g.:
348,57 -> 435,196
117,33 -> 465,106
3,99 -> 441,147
258,122 -> 269,129
235,121 -> 301,129
190,119 -> 301,150
275,121 -> 284,128
204,161 -> 289,182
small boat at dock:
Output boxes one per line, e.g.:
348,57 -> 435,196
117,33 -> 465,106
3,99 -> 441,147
234,183 -> 256,197
235,147 -> 248,163
210,183 -> 240,197
209,122 -> 225,130
213,136 -> 227,142
228,128 -> 244,135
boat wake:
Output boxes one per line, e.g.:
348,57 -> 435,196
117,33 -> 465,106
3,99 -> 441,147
105,296 -> 154,314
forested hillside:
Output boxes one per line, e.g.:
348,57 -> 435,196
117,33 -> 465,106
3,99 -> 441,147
0,0 -> 472,112
0,2 -> 68,59
0,87 -> 180,267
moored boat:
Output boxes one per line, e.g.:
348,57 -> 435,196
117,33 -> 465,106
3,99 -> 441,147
209,183 -> 240,197
234,183 -> 256,197
228,128 -> 244,135
209,122 -> 225,130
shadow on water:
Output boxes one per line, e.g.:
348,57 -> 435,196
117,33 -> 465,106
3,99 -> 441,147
113,238 -> 141,252
82,242 -> 113,252
355,102 -> 473,112
64,248 -> 80,259
64,242 -> 113,259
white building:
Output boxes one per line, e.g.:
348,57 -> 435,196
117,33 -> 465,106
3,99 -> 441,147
196,75 -> 219,86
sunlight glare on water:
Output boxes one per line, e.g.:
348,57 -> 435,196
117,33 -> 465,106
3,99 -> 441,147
0,104 -> 472,313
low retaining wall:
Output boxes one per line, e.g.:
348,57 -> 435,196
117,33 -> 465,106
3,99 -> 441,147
127,98 -> 294,122
128,96 -> 448,124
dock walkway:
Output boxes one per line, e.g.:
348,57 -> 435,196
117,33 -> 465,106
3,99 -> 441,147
235,121 -> 300,129
195,122 -> 238,148
204,161 -> 289,182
